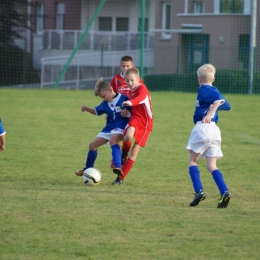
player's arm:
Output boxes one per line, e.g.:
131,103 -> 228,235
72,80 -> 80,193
202,101 -> 222,123
218,93 -> 231,111
122,85 -> 148,106
81,105 -> 96,115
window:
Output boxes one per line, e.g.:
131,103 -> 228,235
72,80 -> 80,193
56,2 -> 65,30
138,18 -> 149,32
116,18 -> 129,32
99,17 -> 112,31
194,2 -> 204,14
36,3 -> 44,33
162,2 -> 171,39
220,0 -> 244,13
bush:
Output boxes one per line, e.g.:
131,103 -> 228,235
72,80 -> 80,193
144,70 -> 260,94
0,44 -> 40,86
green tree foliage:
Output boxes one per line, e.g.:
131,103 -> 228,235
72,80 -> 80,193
0,0 -> 29,45
0,1 -> 39,86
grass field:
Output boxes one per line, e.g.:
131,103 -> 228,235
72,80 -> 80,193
0,88 -> 260,260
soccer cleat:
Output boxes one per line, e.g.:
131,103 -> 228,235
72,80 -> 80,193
112,176 -> 123,185
75,168 -> 85,176
217,191 -> 231,208
121,151 -> 128,165
113,167 -> 123,177
190,191 -> 206,207
110,160 -> 115,169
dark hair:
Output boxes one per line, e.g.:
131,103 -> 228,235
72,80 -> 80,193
120,55 -> 133,63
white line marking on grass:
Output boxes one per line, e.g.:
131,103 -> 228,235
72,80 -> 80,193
236,133 -> 260,145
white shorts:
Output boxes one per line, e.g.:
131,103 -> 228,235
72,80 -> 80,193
186,121 -> 223,158
96,128 -> 124,141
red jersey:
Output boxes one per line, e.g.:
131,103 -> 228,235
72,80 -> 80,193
110,73 -> 144,98
127,83 -> 153,131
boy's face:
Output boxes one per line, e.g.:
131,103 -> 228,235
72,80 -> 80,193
119,61 -> 134,74
98,88 -> 114,102
125,73 -> 140,90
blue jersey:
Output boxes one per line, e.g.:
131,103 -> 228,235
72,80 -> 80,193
193,84 -> 231,124
0,119 -> 5,135
94,93 -> 129,133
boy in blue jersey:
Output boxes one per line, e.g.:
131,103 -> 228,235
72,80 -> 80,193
75,78 -> 131,181
186,64 -> 231,208
0,118 -> 6,151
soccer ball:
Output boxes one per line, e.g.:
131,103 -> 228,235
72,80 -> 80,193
82,168 -> 102,186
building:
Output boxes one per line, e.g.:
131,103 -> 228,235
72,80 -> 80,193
27,0 -> 259,88
153,0 -> 259,74
29,0 -> 155,88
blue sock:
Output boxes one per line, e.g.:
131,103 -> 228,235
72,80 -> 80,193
111,144 -> 121,168
212,169 -> 229,195
86,150 -> 98,168
189,166 -> 203,194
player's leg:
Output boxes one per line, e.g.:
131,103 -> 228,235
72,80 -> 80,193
110,133 -> 124,172
120,126 -> 134,165
206,157 -> 231,208
188,151 -> 206,206
75,137 -> 108,176
0,133 -> 6,151
121,140 -> 131,164
121,142 -> 141,178
112,126 -> 136,184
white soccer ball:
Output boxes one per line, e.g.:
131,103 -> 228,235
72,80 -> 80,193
82,168 -> 102,186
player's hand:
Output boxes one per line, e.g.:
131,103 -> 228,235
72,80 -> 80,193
81,105 -> 87,112
122,101 -> 132,106
202,115 -> 212,123
121,108 -> 128,117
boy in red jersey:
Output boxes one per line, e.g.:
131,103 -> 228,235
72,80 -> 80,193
112,68 -> 153,185
110,56 -> 144,167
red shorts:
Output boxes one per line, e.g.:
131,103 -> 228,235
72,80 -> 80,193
124,124 -> 151,147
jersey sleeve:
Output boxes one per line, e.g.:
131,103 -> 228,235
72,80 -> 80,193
94,101 -> 107,116
129,85 -> 149,106
218,93 -> 231,111
0,119 -> 5,135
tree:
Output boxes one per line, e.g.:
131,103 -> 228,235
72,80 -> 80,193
0,0 -> 39,86
0,0 -> 29,46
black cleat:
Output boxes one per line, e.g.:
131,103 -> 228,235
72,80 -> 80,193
190,191 -> 206,207
113,168 -> 123,176
217,192 -> 231,208
112,176 -> 123,185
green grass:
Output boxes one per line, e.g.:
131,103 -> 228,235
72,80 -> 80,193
0,88 -> 260,260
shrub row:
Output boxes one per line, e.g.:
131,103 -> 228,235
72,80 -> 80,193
144,70 -> 260,94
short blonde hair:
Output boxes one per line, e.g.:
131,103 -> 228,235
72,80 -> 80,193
94,78 -> 111,96
124,67 -> 140,78
197,64 -> 216,83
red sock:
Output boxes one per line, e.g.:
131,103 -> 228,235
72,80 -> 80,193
121,158 -> 134,180
122,141 -> 131,154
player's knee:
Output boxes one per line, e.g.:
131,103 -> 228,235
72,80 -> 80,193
88,143 -> 96,151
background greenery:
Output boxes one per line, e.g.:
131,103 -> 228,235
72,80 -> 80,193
144,70 -> 260,93
0,89 -> 260,260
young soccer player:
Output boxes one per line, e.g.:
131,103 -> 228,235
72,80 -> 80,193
75,78 -> 130,178
0,118 -> 6,151
186,64 -> 231,208
112,68 -> 153,185
110,56 -> 144,166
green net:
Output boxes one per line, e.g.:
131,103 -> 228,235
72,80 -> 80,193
0,0 -> 259,93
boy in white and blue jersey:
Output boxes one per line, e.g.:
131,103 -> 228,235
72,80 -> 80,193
0,118 -> 6,151
75,78 -> 131,180
186,64 -> 231,208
